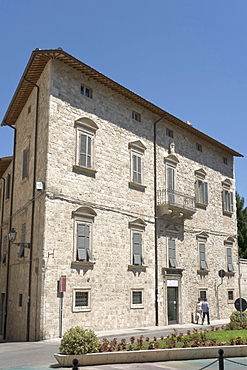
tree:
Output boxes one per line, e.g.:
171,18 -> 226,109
236,192 -> 247,258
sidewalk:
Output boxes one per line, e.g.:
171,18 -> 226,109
0,319 -> 231,370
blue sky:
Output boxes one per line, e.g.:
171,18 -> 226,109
0,0 -> 246,203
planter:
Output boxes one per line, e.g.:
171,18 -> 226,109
54,345 -> 247,367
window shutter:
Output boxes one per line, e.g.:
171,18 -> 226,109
168,238 -> 177,268
87,135 -> 92,168
199,243 -> 207,270
204,182 -> 208,205
79,133 -> 87,167
133,232 -> 142,265
227,248 -> 233,272
222,190 -> 227,211
195,179 -> 200,203
230,192 -> 234,213
77,223 -> 90,261
22,149 -> 29,179
132,154 -> 142,184
1,235 -> 7,263
167,167 -> 175,203
21,223 -> 26,243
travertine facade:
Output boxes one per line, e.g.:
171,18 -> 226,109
0,49 -> 243,341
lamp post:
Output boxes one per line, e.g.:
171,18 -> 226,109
8,228 -> 31,256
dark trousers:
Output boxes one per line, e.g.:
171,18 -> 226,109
202,311 -> 210,324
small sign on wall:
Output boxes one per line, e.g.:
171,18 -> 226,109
59,275 -> 66,292
167,279 -> 178,287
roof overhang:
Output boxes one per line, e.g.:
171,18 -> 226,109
0,156 -> 12,178
1,48 -> 243,158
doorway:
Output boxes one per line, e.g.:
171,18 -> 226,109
167,287 -> 178,324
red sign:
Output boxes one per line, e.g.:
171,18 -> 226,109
59,275 -> 66,292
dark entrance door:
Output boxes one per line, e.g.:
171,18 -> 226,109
168,287 -> 178,324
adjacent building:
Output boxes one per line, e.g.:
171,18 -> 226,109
0,48 -> 243,341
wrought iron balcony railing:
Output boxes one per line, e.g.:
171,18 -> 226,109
157,189 -> 196,218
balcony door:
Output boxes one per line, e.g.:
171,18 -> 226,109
167,166 -> 175,204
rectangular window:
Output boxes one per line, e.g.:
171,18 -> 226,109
228,290 -> 234,301
222,190 -> 234,214
79,132 -> 92,168
223,157 -> 228,164
22,149 -> 29,179
131,289 -> 144,308
76,223 -> 92,262
1,235 -> 7,264
75,291 -> 88,307
132,232 -> 143,266
167,166 -> 175,204
168,237 -> 177,268
5,174 -> 11,200
196,143 -> 202,152
199,290 -> 207,300
18,223 -> 26,258
18,294 -> 23,308
73,289 -> 91,311
227,248 -> 234,272
166,128 -> 173,138
132,152 -> 142,184
81,84 -> 92,98
195,179 -> 208,205
199,243 -> 208,270
132,111 -> 141,122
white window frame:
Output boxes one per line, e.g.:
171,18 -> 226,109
81,84 -> 92,98
131,229 -> 144,266
73,288 -> 91,312
222,180 -> 234,215
132,110 -> 141,122
131,289 -> 144,309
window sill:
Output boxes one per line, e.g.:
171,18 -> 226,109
71,261 -> 95,268
73,165 -> 97,177
223,210 -> 233,217
128,264 -> 147,272
73,307 -> 91,312
128,182 -> 146,192
131,305 -> 144,309
226,271 -> 235,277
197,269 -> 209,275
195,202 -> 207,209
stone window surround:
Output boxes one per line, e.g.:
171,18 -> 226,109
73,288 -> 91,312
73,117 -> 98,176
227,289 -> 234,303
195,168 -> 208,208
72,207 -> 97,268
222,179 -> 234,216
128,140 -> 147,192
128,218 -> 147,272
131,288 -> 144,309
197,232 -> 209,274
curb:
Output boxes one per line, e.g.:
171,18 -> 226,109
54,345 -> 247,366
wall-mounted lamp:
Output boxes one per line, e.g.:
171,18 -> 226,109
8,228 -> 31,257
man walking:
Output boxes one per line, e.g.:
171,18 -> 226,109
201,298 -> 210,325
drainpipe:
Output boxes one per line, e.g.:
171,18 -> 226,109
0,176 -> 6,251
23,78 -> 40,341
153,113 -> 167,326
2,123 -> 16,340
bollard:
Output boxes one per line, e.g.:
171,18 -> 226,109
72,358 -> 79,370
218,349 -> 224,370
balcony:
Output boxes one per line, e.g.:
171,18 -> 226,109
157,189 -> 196,220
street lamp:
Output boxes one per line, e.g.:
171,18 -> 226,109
8,228 -> 31,256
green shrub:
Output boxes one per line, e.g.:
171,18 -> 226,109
59,326 -> 99,355
230,310 -> 247,324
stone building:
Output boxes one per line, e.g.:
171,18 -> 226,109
0,48 -> 243,341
